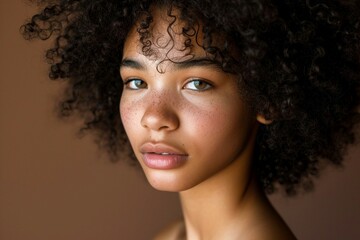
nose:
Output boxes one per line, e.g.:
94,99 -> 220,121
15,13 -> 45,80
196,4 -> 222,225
140,92 -> 180,132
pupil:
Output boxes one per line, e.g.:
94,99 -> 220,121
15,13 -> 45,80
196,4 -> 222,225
135,80 -> 143,87
195,81 -> 204,89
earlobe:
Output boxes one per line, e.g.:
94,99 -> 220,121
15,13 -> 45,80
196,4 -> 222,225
256,114 -> 273,125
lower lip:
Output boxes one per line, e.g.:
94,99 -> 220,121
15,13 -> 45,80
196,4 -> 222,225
142,153 -> 188,170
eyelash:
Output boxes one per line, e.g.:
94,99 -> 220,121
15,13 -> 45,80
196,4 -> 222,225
123,78 -> 213,91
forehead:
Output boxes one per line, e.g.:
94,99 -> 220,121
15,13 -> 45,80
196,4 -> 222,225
122,6 -> 210,66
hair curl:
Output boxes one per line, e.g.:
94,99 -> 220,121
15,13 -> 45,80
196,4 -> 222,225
21,0 -> 360,195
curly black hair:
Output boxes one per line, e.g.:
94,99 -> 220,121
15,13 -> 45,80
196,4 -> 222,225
21,0 -> 360,195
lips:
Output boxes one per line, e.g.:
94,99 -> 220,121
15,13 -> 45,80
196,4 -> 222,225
140,143 -> 188,170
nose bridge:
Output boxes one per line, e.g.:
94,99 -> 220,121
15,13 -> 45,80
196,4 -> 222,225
141,88 -> 179,131
150,89 -> 170,106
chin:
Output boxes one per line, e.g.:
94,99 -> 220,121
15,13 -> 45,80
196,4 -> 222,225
144,171 -> 193,192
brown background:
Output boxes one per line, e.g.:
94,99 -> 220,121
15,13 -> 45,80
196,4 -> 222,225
1,1 -> 359,239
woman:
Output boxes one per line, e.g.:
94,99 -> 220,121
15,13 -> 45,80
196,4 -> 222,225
22,0 -> 360,239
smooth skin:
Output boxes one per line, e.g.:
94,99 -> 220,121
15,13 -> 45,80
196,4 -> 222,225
120,7 -> 296,240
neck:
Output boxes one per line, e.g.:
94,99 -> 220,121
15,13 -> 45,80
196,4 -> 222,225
179,177 -> 264,240
178,130 -> 268,240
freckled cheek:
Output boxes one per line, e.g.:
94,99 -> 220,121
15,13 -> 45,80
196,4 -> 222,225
119,97 -> 142,133
182,103 -> 235,140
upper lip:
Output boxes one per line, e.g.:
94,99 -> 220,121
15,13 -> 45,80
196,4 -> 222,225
140,142 -> 188,155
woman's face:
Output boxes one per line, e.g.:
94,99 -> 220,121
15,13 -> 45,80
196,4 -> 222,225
119,10 -> 259,192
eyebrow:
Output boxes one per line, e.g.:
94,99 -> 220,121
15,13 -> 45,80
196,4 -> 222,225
120,57 -> 224,71
120,58 -> 145,70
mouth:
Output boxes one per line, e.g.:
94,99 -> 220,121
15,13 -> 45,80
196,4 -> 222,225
140,143 -> 188,170
148,152 -> 178,155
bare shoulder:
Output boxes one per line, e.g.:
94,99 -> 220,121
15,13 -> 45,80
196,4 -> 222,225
234,195 -> 297,240
237,219 -> 297,240
243,208 -> 297,240
254,221 -> 297,240
153,219 -> 185,240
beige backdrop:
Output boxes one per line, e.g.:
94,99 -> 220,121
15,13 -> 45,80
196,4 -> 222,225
1,1 -> 359,239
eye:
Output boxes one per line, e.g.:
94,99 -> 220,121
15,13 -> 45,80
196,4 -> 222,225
183,79 -> 212,91
124,79 -> 147,90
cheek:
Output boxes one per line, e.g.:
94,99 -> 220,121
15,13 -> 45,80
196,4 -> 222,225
182,99 -> 252,154
184,101 -> 242,137
119,99 -> 130,127
119,97 -> 140,134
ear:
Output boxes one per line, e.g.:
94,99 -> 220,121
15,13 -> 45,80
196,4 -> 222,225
256,114 -> 273,125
